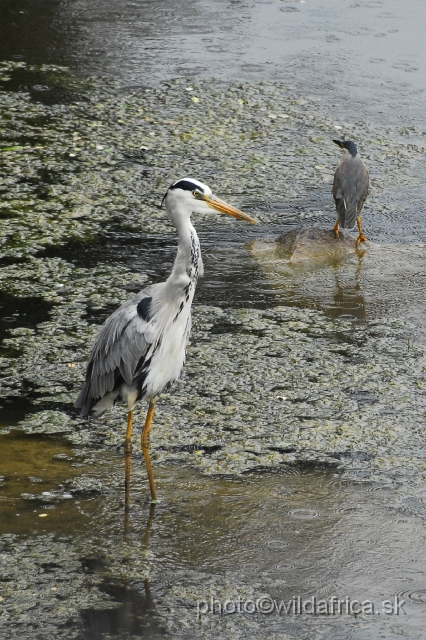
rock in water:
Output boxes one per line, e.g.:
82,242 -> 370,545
249,228 -> 373,263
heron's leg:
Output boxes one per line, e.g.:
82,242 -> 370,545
124,409 -> 133,513
355,216 -> 368,247
124,452 -> 131,513
124,409 -> 133,452
141,401 -> 157,504
143,504 -> 156,608
333,219 -> 340,238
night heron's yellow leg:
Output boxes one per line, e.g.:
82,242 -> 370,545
124,410 -> 133,513
355,216 -> 368,247
142,401 -> 157,504
333,219 -> 340,238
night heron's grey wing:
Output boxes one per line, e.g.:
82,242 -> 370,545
333,159 -> 369,228
75,288 -> 154,416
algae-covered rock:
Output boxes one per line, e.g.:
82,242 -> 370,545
251,227 -> 374,262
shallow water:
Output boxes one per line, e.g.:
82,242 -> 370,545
2,0 -> 426,126
1,430 -> 426,639
1,1 -> 426,638
250,240 -> 426,339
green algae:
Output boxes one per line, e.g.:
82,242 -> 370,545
2,60 -> 426,640
0,60 -> 425,484
1,61 -> 425,261
0,535 -> 119,638
2,301 -> 425,485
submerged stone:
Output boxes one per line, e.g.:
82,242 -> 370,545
249,227 -> 374,263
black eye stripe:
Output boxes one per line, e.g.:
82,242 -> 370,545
161,179 -> 206,206
170,180 -> 205,193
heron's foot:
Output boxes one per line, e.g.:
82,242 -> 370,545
332,220 -> 340,239
355,232 -> 368,247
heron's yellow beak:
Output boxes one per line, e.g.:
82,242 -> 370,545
204,194 -> 257,224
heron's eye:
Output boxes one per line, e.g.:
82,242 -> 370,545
193,189 -> 202,198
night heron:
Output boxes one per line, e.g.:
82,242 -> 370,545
75,178 -> 256,505
332,140 -> 369,246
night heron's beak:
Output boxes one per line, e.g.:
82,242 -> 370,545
333,139 -> 344,148
204,194 -> 257,224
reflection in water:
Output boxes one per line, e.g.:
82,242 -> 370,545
249,237 -> 368,321
43,228 -> 426,342
140,505 -> 156,612
86,462 -> 426,639
250,238 -> 426,340
1,432 -> 426,638
330,255 -> 366,322
122,503 -> 156,634
81,572 -> 158,640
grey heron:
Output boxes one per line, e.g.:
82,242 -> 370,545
332,140 -> 369,246
75,178 -> 256,505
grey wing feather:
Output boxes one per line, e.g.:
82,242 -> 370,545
333,158 -> 369,228
75,287 -> 154,415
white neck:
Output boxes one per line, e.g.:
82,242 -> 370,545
169,218 -> 203,283
162,198 -> 204,302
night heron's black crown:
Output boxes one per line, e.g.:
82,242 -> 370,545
333,140 -> 358,158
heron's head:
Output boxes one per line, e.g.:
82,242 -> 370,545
162,178 -> 257,224
333,140 -> 358,158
